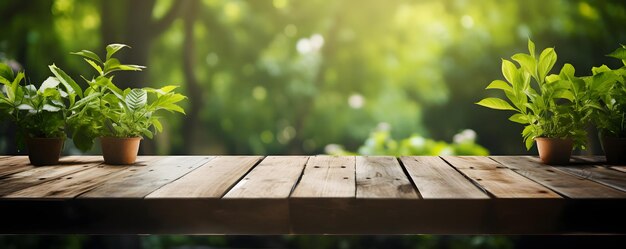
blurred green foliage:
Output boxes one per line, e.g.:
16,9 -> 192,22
328,126 -> 489,156
2,0 -> 625,155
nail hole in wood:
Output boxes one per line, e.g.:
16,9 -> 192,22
149,169 -> 154,172
343,177 -> 349,179
366,177 -> 371,180
38,178 -> 46,180
469,166 -> 475,169
476,178 -> 482,181
538,190 -> 548,194
245,178 -> 250,180
83,165 -> 89,167
66,177 -> 72,180
314,166 -> 320,168
546,169 -> 554,172
341,166 -> 346,168
395,178 -> 401,181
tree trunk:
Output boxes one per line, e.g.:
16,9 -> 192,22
181,0 -> 202,154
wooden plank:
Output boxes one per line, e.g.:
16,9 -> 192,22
400,156 -> 488,199
441,156 -> 560,198
492,156 -> 626,198
610,166 -> 626,173
571,155 -> 626,174
6,165 -> 126,199
221,156 -> 308,234
291,155 -> 355,198
224,156 -> 308,198
80,156 -> 213,198
0,156 -> 102,197
572,155 -> 606,164
356,156 -> 418,199
0,156 -> 33,177
146,156 -> 263,198
552,163 -> 626,193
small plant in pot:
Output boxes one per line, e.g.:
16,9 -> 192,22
58,44 -> 187,164
477,39 -> 590,165
0,63 -> 82,165
587,45 -> 626,164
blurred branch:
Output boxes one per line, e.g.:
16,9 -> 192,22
182,0 -> 201,153
152,0 -> 188,35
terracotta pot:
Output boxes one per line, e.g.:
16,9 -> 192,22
26,137 -> 65,166
100,137 -> 142,165
535,137 -> 573,165
601,136 -> 626,165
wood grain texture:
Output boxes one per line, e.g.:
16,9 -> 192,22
611,166 -> 626,173
222,156 -> 309,234
291,156 -> 356,198
400,156 -> 488,199
0,156 -> 33,177
0,156 -> 102,197
553,164 -> 626,192
80,156 -> 213,198
6,165 -> 125,199
224,156 -> 309,198
442,156 -> 560,198
492,156 -> 626,198
356,156 -> 418,199
147,156 -> 263,198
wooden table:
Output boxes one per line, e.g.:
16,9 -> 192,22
0,155 -> 624,234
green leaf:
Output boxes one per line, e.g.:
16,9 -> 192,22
125,88 -> 147,111
49,64 -> 83,98
591,65 -> 611,75
511,53 -> 536,79
501,59 -> 518,84
525,136 -> 534,150
71,50 -> 103,64
553,89 -> 574,101
106,44 -> 130,60
528,39 -> 536,58
607,46 -> 626,60
160,85 -> 178,94
476,98 -> 516,111
6,72 -> 24,102
0,63 -> 14,81
84,58 -> 103,75
559,63 -> 576,80
509,114 -> 529,124
538,47 -> 557,81
39,77 -> 60,92
158,103 -> 186,114
151,117 -> 163,132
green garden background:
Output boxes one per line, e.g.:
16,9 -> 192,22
1,0 -> 626,248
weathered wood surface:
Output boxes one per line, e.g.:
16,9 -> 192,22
492,156 -> 626,198
0,155 -> 625,234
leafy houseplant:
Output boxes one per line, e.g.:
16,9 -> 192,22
0,63 -> 81,165
60,44 -> 186,164
477,39 -> 592,165
588,45 -> 626,164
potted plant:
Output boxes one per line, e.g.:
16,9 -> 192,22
56,44 -> 187,164
0,63 -> 81,165
476,39 -> 591,165
587,45 -> 626,164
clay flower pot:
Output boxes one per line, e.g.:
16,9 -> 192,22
100,137 -> 142,165
601,136 -> 626,165
26,137 -> 65,166
535,137 -> 573,165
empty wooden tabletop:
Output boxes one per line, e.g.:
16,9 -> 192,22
0,155 -> 624,234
